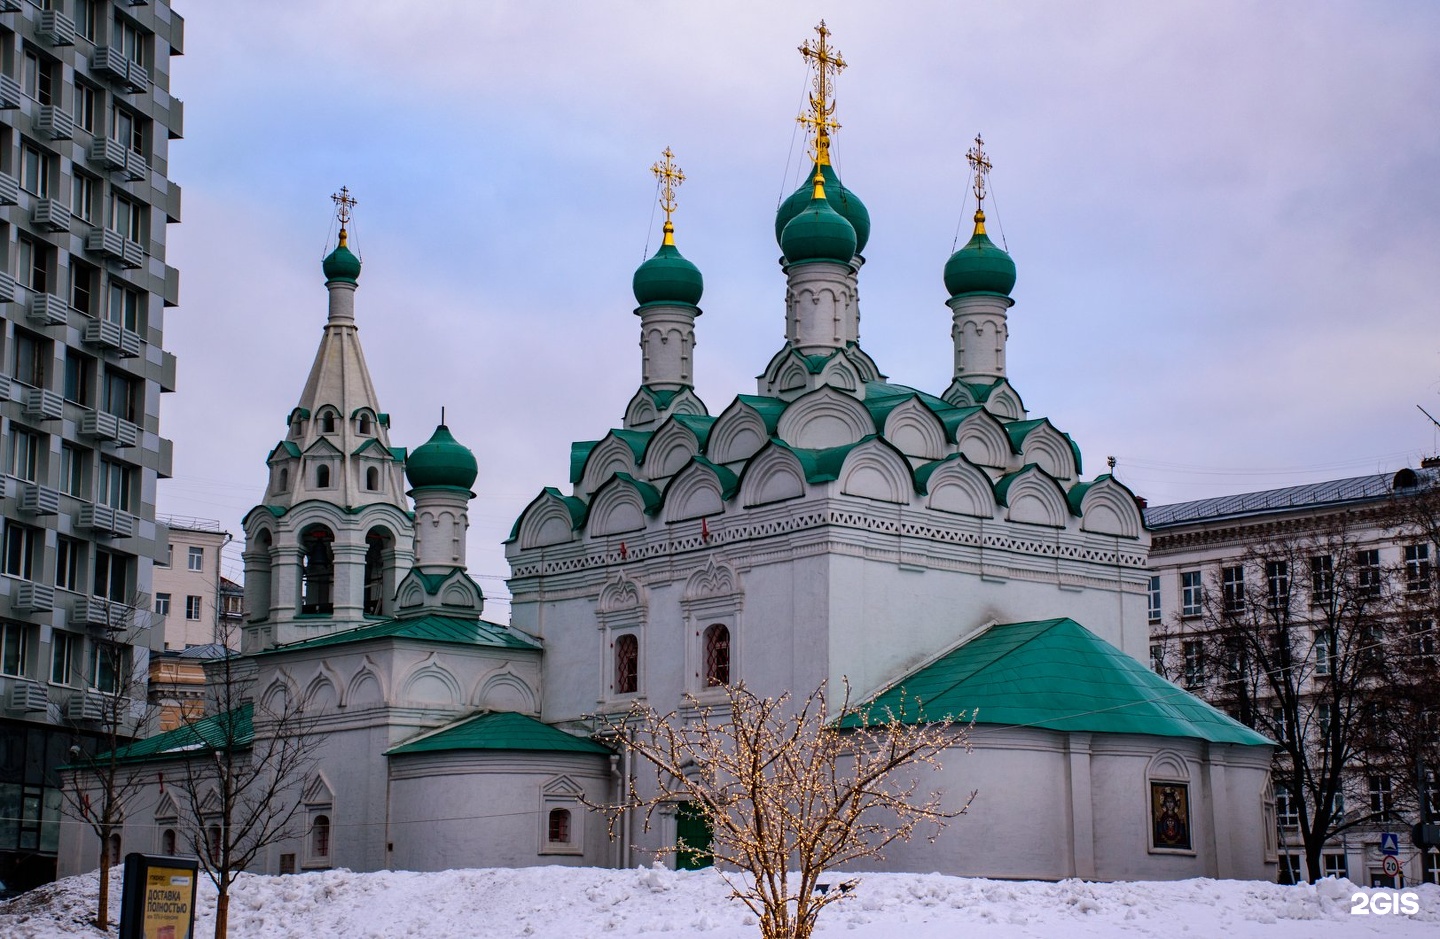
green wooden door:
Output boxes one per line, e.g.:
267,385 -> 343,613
674,802 -> 713,870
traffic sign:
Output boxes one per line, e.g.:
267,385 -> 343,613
1382,855 -> 1400,877
1379,832 -> 1400,856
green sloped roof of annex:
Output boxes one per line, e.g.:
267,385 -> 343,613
1003,418 -> 1084,475
992,463 -> 1073,511
257,612 -> 539,655
506,487 -> 588,543
842,618 -> 1270,746
570,429 -> 652,484
730,394 -> 788,433
84,704 -> 255,766
386,710 -> 612,756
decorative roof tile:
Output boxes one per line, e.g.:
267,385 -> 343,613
387,710 -> 611,756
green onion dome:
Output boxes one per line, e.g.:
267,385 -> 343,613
780,177 -> 858,266
633,228 -> 704,307
406,424 -> 477,490
322,229 -> 362,285
775,162 -> 869,255
943,212 -> 1016,298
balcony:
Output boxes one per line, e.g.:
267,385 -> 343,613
7,681 -> 48,713
89,136 -> 128,173
122,238 -> 144,269
79,502 -> 137,538
22,387 -> 64,421
32,198 -> 71,234
35,104 -> 74,141
27,292 -> 67,326
80,410 -> 140,448
67,689 -> 108,722
18,483 -> 61,516
0,171 -> 16,205
123,150 -> 147,182
124,62 -> 151,96
90,47 -> 130,86
37,10 -> 77,47
85,227 -> 144,270
13,582 -> 55,614
0,271 -> 14,303
82,317 -> 144,357
0,74 -> 19,110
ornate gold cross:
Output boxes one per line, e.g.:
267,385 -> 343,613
797,20 -> 846,165
965,135 -> 992,207
651,147 -> 685,244
331,186 -> 357,229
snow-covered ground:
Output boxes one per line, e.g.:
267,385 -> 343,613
2,864 -> 1436,938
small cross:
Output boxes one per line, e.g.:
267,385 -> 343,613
797,20 -> 847,164
331,186 -> 357,229
650,147 -> 685,229
966,135 -> 992,206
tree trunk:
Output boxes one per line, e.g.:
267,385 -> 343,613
214,887 -> 229,939
96,858 -> 110,930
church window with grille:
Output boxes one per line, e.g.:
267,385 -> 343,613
614,634 -> 638,694
547,808 -> 571,845
703,624 -> 730,686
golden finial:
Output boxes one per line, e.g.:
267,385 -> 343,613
331,185 -> 357,246
650,147 -> 685,246
965,135 -> 992,235
796,20 -> 846,167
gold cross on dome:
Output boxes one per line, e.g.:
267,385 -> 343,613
966,135 -> 992,206
797,20 -> 847,165
331,186 -> 357,228
651,147 -> 685,244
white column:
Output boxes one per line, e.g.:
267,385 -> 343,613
636,305 -> 699,389
948,293 -> 1013,382
784,262 -> 858,352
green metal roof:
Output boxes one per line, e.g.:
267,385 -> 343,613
259,613 -> 539,655
844,618 -> 1271,746
90,704 -> 254,766
506,487 -> 588,543
731,395 -> 788,433
913,453 -> 993,497
570,441 -> 599,484
387,710 -> 612,756
268,441 -> 302,461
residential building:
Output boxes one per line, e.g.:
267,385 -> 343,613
0,0 -> 183,894
1147,468 -> 1440,886
150,516 -> 235,651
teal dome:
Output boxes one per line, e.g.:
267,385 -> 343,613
943,216 -> 1016,297
322,236 -> 362,285
780,183 -> 857,266
775,163 -> 869,254
406,424 -> 477,490
633,238 -> 703,307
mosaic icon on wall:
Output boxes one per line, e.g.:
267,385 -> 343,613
1151,781 -> 1191,850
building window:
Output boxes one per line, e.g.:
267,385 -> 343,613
1410,619 -> 1436,667
93,548 -> 133,602
55,536 -> 82,592
320,411 -> 336,434
64,349 -> 94,405
1314,629 -> 1336,677
365,466 -> 379,491
1322,853 -> 1348,879
185,595 -> 202,621
1180,571 -> 1202,617
1182,639 -> 1204,688
106,282 -> 143,331
113,13 -> 149,72
71,171 -> 98,224
1147,575 -> 1161,624
1149,642 -> 1164,675
154,593 -> 170,616
547,808 -> 571,845
1425,850 -> 1440,886
111,105 -> 145,157
279,854 -> 296,875
1275,784 -> 1299,828
301,527 -> 335,615
1279,854 -> 1303,885
161,829 -> 176,856
703,624 -> 731,687
1221,565 -> 1245,614
207,825 -> 222,863
73,81 -> 98,134
59,444 -> 85,498
9,428 -> 42,482
188,546 -> 204,571
1356,549 -> 1382,598
97,458 -> 134,512
89,641 -> 125,694
11,329 -> 49,388
107,192 -> 145,245
363,529 -> 391,617
17,234 -> 52,294
309,814 -> 330,862
1406,544 -> 1431,592
20,142 -> 55,198
22,48 -> 57,106
315,464 -> 331,488
1369,775 -> 1393,821
1,622 -> 31,678
614,633 -> 638,695
1270,706 -> 1296,745
101,370 -> 138,422
51,631 -> 77,685
1310,554 -> 1334,605
75,0 -> 98,42
3,523 -> 41,580
358,413 -> 372,435
1265,560 -> 1289,611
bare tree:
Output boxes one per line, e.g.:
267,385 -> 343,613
170,617 -> 321,939
57,594 -> 160,931
588,680 -> 971,939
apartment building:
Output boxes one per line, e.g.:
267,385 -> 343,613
0,0 -> 182,894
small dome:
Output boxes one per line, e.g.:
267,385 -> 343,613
775,163 -> 869,255
633,240 -> 703,307
780,183 -> 857,266
322,237 -> 362,285
406,424 -> 477,490
943,215 -> 1016,297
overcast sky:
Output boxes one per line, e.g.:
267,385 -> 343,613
159,2 -> 1440,618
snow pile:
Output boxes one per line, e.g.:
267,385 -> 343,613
2,864 -> 1436,938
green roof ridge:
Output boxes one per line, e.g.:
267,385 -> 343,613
258,612 -> 539,655
89,704 -> 254,766
387,710 -> 612,756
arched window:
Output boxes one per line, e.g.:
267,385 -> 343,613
547,808 -> 571,845
363,529 -> 391,616
321,411 -> 336,434
207,825 -> 222,863
300,526 -> 334,615
278,467 -> 289,491
358,414 -> 372,435
107,833 -> 122,867
703,624 -> 730,687
161,829 -> 176,855
315,464 -> 331,488
365,466 -> 379,491
614,634 -> 638,695
311,814 -> 331,859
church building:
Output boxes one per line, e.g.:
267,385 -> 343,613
58,25 -> 1275,883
